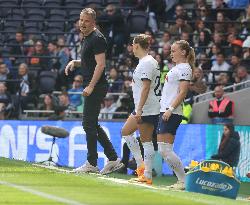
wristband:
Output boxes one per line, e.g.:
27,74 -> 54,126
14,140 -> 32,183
168,106 -> 174,112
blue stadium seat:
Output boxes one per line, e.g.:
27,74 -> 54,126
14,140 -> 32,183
5,34 -> 16,43
127,10 -> 148,34
4,20 -> 22,30
24,27 -> 40,34
45,21 -> 65,34
0,0 -> 18,7
26,9 -> 46,20
0,33 -> 4,42
64,0 -> 83,7
22,0 -> 42,7
49,9 -> 66,20
43,0 -> 62,7
39,71 -> 57,94
23,21 -> 42,32
104,0 -> 120,6
6,9 -> 25,20
68,9 -> 81,22
84,0 -> 103,6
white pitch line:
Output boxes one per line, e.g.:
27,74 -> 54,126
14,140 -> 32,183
97,177 -> 248,205
98,176 -> 159,189
31,164 -> 247,203
0,180 -> 86,205
32,163 -> 72,173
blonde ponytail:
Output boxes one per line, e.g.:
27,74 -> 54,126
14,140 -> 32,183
187,47 -> 195,70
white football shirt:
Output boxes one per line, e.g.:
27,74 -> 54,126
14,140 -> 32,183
160,63 -> 192,115
132,55 -> 161,116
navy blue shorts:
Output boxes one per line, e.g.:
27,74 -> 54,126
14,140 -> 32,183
157,112 -> 182,135
132,111 -> 159,128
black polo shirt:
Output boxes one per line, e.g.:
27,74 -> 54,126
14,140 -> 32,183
80,29 -> 107,86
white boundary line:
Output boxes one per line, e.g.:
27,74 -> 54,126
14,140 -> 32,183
31,164 -> 248,204
97,177 -> 248,204
98,176 -> 181,191
0,180 -> 86,205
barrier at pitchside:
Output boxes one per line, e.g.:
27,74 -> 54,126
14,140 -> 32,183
185,160 -> 240,199
0,121 -> 249,181
0,121 -> 205,175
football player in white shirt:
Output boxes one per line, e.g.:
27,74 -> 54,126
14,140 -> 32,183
121,34 -> 161,185
157,40 -> 195,190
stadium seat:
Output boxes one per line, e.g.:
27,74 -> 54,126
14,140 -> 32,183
68,9 -> 81,22
127,11 -> 148,35
43,0 -> 62,7
49,9 -> 66,20
46,21 -> 65,31
5,34 -> 16,43
104,0 -> 120,6
24,20 -> 43,32
24,27 -> 41,34
23,21 -> 40,29
3,27 -> 17,34
6,9 -> 25,20
26,9 -> 46,20
22,0 -> 42,7
0,34 -> 4,44
84,0 -> 103,6
0,0 -> 18,7
64,0 -> 83,7
4,21 -> 22,31
39,71 -> 57,94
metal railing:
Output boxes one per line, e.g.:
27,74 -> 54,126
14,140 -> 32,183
23,110 -> 128,115
193,80 -> 250,103
22,109 -> 129,120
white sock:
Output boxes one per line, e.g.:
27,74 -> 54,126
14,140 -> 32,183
142,141 -> 155,179
123,135 -> 143,167
158,142 -> 185,182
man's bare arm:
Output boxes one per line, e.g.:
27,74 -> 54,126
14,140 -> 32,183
88,53 -> 106,88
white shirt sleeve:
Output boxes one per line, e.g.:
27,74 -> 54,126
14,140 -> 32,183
178,65 -> 192,81
141,61 -> 154,81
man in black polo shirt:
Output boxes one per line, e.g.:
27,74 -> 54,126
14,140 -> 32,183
65,8 -> 123,174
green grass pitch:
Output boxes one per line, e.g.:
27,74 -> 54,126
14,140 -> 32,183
0,157 -> 249,205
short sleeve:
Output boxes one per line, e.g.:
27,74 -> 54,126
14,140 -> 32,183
178,66 -> 192,81
141,61 -> 154,81
93,36 -> 107,55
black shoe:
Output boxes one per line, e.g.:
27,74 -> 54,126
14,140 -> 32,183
152,168 -> 157,177
127,158 -> 137,170
116,167 -> 128,174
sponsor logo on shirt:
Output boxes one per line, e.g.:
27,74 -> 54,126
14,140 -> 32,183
181,73 -> 189,77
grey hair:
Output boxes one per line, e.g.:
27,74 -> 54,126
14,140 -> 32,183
80,8 -> 96,20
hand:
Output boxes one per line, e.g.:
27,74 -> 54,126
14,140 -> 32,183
82,85 -> 94,96
64,60 -> 75,76
134,109 -> 143,123
162,110 -> 172,121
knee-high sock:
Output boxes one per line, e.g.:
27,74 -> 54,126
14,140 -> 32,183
123,135 -> 143,167
158,142 -> 185,182
142,141 -> 155,179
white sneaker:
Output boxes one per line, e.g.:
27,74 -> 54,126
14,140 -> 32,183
71,161 -> 99,173
167,181 -> 185,190
100,158 -> 124,175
